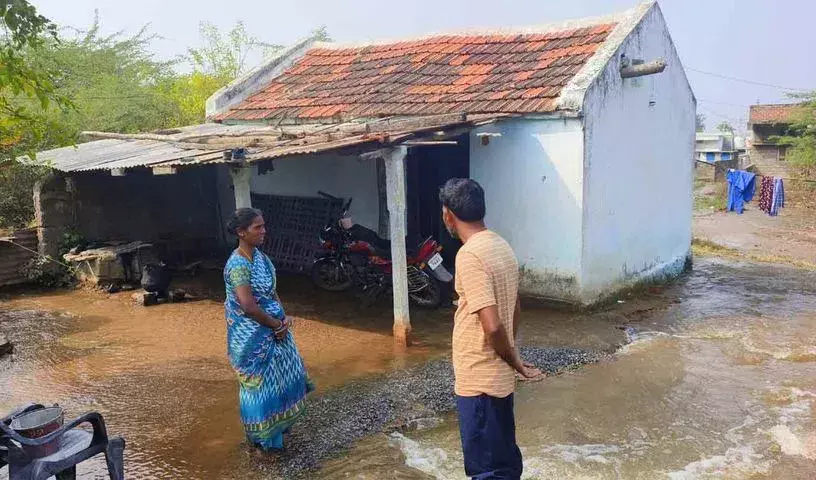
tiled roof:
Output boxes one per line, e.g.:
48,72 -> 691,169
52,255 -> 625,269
217,24 -> 617,122
749,104 -> 800,125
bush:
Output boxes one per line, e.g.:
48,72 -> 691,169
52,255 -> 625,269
0,162 -> 50,229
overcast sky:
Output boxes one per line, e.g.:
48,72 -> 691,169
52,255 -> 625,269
32,0 -> 815,134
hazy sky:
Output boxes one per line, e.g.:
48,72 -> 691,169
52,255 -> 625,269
33,0 -> 815,134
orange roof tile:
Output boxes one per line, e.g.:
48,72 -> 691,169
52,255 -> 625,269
749,104 -> 803,125
217,23 -> 617,122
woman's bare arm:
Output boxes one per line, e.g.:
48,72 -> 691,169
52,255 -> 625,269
234,285 -> 283,330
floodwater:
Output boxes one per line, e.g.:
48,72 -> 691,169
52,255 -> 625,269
2,259 -> 816,479
317,259 -> 816,479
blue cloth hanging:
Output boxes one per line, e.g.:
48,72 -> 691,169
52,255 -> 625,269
770,177 -> 785,216
726,169 -> 756,214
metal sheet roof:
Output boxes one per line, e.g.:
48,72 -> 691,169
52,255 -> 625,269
37,114 -> 505,173
38,139 -> 226,172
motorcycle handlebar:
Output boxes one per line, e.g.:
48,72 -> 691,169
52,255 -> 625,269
318,191 -> 353,214
317,191 -> 340,200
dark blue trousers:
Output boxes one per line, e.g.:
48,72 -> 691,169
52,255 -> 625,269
456,393 -> 523,480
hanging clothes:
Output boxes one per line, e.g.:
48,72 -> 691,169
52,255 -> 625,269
726,169 -> 757,214
770,177 -> 785,216
758,176 -> 775,214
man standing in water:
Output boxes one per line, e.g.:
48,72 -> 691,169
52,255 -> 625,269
440,178 -> 543,480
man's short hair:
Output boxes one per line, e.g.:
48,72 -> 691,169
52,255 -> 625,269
439,178 -> 486,222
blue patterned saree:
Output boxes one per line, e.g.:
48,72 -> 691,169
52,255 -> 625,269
224,248 -> 314,450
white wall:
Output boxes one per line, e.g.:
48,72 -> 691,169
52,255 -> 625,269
250,151 -> 380,230
470,118 -> 586,302
580,4 -> 695,303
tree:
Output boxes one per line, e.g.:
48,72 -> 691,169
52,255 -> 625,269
696,113 -> 706,132
0,0 -> 72,163
168,22 -> 330,124
773,91 -> 816,176
187,21 -> 284,83
717,121 -> 734,133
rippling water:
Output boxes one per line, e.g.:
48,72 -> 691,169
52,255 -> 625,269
2,259 -> 815,479
317,260 -> 816,479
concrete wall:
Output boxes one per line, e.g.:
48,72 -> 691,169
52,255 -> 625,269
750,145 -> 790,178
580,3 -> 695,303
250,152 -> 380,231
470,118 -> 585,301
34,174 -> 73,259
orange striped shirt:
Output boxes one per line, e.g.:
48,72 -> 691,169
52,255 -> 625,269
452,230 -> 519,397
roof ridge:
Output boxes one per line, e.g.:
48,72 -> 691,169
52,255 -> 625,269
310,4 -> 646,51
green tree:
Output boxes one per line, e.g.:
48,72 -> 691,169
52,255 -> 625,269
773,91 -> 816,176
696,113 -> 706,132
167,22 -> 329,125
29,16 -> 181,136
0,0 -> 72,163
187,21 -> 284,83
717,121 -> 734,133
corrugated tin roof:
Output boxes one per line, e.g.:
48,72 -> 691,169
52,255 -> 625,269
38,139 -> 227,173
37,114 -> 504,173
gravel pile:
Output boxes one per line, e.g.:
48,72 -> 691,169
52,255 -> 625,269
266,346 -> 607,478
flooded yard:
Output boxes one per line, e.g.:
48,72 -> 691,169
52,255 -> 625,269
2,258 -> 815,479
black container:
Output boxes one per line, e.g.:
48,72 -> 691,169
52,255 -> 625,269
141,263 -> 172,294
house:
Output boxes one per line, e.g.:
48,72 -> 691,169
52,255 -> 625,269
32,1 -> 694,345
695,132 -> 742,163
694,132 -> 745,181
748,103 -> 800,178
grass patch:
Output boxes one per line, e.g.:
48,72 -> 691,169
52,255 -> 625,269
693,180 -> 728,212
692,238 -> 816,270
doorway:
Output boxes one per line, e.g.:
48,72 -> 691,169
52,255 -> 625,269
406,133 -> 470,267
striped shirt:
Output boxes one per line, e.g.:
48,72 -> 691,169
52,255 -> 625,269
452,230 -> 519,398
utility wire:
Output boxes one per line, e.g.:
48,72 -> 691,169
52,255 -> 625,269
687,67 -> 808,92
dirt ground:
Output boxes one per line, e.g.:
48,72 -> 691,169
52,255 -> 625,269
693,180 -> 816,266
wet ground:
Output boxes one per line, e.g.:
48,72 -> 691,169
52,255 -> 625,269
0,273 -> 624,479
2,258 -> 816,478
317,259 -> 816,479
695,207 -> 816,266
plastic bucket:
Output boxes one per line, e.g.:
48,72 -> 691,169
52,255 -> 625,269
10,406 -> 64,458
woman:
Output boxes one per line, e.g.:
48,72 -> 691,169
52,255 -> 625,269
223,208 -> 314,451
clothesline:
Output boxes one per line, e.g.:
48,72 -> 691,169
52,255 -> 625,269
725,169 -> 785,216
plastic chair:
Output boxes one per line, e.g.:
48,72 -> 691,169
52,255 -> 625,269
0,404 -> 125,480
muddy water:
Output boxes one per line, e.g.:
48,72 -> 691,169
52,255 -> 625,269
0,275 -> 448,479
2,259 -> 815,479
317,259 -> 816,479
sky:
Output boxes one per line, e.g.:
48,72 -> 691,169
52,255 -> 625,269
32,0 -> 815,135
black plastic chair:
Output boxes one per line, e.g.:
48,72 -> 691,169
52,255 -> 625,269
0,404 -> 125,480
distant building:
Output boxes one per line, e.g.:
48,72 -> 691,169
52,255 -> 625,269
748,103 -> 801,178
695,132 -> 743,163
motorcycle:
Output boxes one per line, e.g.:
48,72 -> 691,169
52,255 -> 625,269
311,191 -> 453,308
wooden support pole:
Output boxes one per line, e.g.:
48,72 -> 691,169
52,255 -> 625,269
620,59 -> 666,78
384,146 -> 411,348
230,166 -> 253,209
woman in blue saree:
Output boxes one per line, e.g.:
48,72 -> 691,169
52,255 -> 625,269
224,208 -> 314,450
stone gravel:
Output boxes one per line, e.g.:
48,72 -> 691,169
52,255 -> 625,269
264,346 -> 607,478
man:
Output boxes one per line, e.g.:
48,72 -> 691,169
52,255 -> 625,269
440,178 -> 542,480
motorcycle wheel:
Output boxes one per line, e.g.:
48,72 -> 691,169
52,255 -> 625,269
311,259 -> 353,292
409,276 -> 443,308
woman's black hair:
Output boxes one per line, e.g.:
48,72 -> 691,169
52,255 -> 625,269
226,208 -> 263,235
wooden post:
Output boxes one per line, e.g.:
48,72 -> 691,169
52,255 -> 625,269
384,146 -> 411,347
229,166 -> 253,209
376,157 -> 389,238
